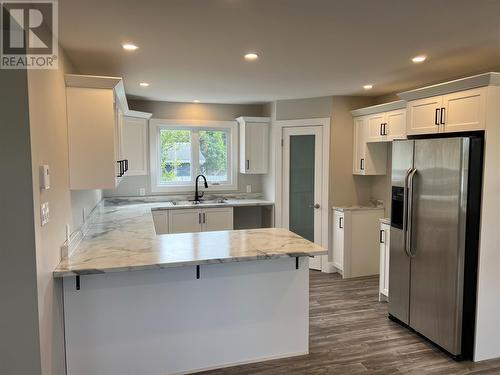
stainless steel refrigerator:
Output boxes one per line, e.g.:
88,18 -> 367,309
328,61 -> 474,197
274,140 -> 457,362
389,136 -> 483,360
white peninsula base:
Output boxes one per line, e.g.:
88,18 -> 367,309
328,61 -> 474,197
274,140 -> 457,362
63,257 -> 309,375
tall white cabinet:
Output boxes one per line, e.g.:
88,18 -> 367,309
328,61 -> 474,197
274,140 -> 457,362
236,117 -> 270,174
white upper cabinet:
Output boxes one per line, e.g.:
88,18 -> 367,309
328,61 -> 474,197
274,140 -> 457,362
406,89 -> 485,136
351,101 -> 406,176
367,112 -> 388,142
237,117 -> 270,174
406,96 -> 443,135
386,109 -> 406,141
352,116 -> 387,175
353,116 -> 367,174
399,73 -> 498,136
442,88 -> 486,133
122,116 -> 148,176
65,75 -> 151,190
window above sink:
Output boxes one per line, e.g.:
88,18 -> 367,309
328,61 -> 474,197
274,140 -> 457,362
149,119 -> 238,193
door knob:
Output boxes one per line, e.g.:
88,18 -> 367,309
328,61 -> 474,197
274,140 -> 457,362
309,204 -> 320,209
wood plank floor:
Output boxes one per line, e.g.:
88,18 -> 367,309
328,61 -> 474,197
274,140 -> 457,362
201,271 -> 500,375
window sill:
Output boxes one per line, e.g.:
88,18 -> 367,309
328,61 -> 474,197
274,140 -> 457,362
151,183 -> 238,193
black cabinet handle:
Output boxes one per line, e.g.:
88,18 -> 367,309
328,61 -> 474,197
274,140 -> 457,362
339,217 -> 343,229
246,160 -> 250,170
198,213 -> 202,224
360,158 -> 365,171
435,108 -> 440,125
440,107 -> 446,125
380,124 -> 383,136
117,160 -> 123,177
383,123 -> 387,136
124,159 -> 129,172
380,229 -> 384,244
203,212 -> 206,224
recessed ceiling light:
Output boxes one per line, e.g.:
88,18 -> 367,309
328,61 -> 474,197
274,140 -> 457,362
363,84 -> 373,90
122,43 -> 138,51
412,55 -> 427,63
193,100 -> 201,103
244,53 -> 259,61
139,82 -> 149,87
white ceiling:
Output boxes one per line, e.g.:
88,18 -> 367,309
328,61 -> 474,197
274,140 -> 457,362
59,0 -> 500,104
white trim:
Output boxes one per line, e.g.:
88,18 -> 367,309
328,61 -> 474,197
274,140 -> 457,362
149,119 -> 238,193
64,74 -> 152,118
350,100 -> 406,117
273,117 -> 333,273
236,116 -> 271,124
172,351 -> 308,375
398,72 -> 500,101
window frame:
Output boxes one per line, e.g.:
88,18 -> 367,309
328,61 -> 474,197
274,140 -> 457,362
149,119 -> 238,193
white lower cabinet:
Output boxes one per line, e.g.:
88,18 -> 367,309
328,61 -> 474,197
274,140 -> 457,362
202,207 -> 234,232
332,207 -> 384,278
168,209 -> 204,234
379,222 -> 390,302
332,210 -> 344,271
152,211 -> 169,234
153,208 -> 234,235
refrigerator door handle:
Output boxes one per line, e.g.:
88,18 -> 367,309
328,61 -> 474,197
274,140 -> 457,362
406,168 -> 418,258
403,168 -> 412,257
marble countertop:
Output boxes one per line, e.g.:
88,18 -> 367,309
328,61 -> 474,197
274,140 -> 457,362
54,201 -> 325,278
332,205 -> 385,212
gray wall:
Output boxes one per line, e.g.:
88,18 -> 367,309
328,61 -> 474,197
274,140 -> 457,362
104,100 -> 266,197
0,66 -> 42,375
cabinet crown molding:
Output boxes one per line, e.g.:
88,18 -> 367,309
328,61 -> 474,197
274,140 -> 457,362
236,116 -> 270,124
65,74 -> 152,119
398,72 -> 500,102
351,100 -> 406,117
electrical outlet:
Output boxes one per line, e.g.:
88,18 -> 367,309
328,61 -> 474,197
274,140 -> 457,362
139,188 -> 146,196
246,185 -> 252,193
41,202 -> 50,226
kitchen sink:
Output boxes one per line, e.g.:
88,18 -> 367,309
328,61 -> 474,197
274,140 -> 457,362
171,199 -> 228,206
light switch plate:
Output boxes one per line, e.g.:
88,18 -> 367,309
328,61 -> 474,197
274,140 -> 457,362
246,185 -> 252,193
139,188 -> 146,196
41,202 -> 50,226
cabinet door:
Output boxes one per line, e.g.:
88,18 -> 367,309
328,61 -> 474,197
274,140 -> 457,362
442,88 -> 486,133
202,208 -> 233,232
122,117 -> 148,175
367,113 -> 387,143
379,223 -> 390,299
241,123 -> 269,174
168,209 -> 202,234
152,211 -> 169,234
333,211 -> 345,270
407,96 -> 442,135
379,228 -> 386,299
352,116 -> 366,175
384,225 -> 390,297
386,109 -> 406,140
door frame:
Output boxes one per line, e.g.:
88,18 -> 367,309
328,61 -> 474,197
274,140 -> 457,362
282,126 -> 323,270
273,117 -> 332,273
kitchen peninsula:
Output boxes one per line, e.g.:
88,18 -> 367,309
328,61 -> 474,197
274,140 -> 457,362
54,200 -> 325,375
